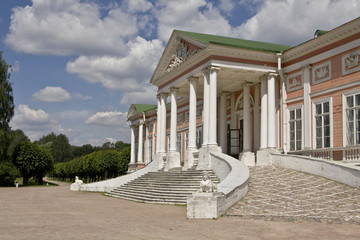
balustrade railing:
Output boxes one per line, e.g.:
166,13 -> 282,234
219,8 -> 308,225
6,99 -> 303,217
289,146 -> 360,163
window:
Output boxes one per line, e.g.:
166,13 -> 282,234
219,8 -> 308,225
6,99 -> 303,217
196,128 -> 203,149
176,133 -> 182,159
313,99 -> 331,149
345,92 -> 360,145
289,107 -> 302,151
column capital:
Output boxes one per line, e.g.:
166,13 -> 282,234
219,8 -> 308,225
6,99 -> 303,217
202,65 -> 220,75
139,119 -> 145,125
157,92 -> 168,99
302,64 -> 312,70
267,72 -> 278,78
188,76 -> 199,84
241,81 -> 252,88
170,87 -> 179,93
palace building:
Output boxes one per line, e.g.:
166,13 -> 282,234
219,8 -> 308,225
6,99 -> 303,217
127,17 -> 360,172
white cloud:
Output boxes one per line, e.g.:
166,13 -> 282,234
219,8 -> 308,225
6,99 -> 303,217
11,104 -> 50,126
5,0 -> 137,56
156,0 -> 232,41
233,0 -> 360,45
127,0 -> 153,13
32,86 -> 72,102
218,0 -> 235,13
72,93 -> 92,101
85,111 -> 128,127
120,85 -> 157,106
58,110 -> 91,120
66,36 -> 163,95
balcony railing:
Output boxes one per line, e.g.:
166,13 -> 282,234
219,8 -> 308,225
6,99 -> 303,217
289,145 -> 360,163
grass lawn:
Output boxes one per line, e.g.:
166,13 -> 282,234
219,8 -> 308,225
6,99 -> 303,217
14,177 -> 58,187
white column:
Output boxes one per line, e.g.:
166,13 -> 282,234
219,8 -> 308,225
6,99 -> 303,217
230,93 -> 236,129
303,65 -> 311,149
254,84 -> 260,151
219,92 -> 228,153
208,66 -> 220,146
145,123 -> 149,164
243,83 -> 251,152
152,121 -> 156,157
169,88 -> 178,152
267,73 -> 277,149
202,69 -> 210,147
260,76 -> 268,149
188,77 -> 198,150
160,93 -> 167,153
130,125 -> 136,164
156,95 -> 161,154
137,121 -> 144,163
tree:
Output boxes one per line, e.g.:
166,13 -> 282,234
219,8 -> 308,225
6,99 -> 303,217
0,52 -> 14,162
35,132 -> 72,163
13,141 -> 54,185
7,129 -> 29,160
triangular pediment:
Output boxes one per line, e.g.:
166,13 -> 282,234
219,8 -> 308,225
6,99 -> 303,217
150,30 -> 207,86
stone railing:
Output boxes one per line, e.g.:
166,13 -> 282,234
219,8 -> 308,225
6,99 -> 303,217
72,157 -> 159,192
187,151 -> 249,219
289,145 -> 360,162
271,153 -> 360,188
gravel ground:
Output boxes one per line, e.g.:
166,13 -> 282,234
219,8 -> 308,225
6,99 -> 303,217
226,166 -> 360,225
1,177 -> 360,240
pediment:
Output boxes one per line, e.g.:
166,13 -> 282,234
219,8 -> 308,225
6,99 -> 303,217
150,30 -> 207,86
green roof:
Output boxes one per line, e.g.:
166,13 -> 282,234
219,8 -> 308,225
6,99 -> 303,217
176,30 -> 292,53
134,104 -> 157,113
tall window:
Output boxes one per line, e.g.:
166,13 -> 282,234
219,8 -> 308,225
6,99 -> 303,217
289,107 -> 302,151
345,93 -> 360,145
314,101 -> 331,148
196,128 -> 203,149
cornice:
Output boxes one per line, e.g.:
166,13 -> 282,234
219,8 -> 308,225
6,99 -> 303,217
282,17 -> 360,65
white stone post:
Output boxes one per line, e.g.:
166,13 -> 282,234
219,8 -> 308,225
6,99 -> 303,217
160,93 -> 167,154
254,84 -> 260,151
137,120 -> 144,164
202,69 -> 210,147
145,123 -> 149,164
170,88 -> 178,152
156,95 -> 161,154
267,73 -> 276,149
188,77 -> 198,150
243,83 -> 251,152
303,65 -> 311,150
260,76 -> 268,149
219,92 -> 228,153
130,125 -> 136,164
168,88 -> 181,169
208,66 -> 220,146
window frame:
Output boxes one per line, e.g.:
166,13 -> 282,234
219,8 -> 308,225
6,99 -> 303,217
342,89 -> 360,147
287,105 -> 304,152
312,97 -> 333,149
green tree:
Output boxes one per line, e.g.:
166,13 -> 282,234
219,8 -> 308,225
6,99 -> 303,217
0,161 -> 20,186
13,141 -> 54,185
35,132 -> 72,163
118,146 -> 130,175
0,52 -> 14,162
7,129 -> 29,160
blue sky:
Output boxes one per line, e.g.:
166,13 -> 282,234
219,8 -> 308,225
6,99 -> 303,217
0,0 -> 359,146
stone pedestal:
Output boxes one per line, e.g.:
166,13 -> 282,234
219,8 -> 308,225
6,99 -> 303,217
187,192 -> 225,219
166,151 -> 181,171
239,151 -> 255,166
70,183 -> 82,191
128,163 -> 137,173
197,146 -> 222,170
256,149 -> 275,166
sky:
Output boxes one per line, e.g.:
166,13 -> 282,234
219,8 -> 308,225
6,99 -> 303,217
0,0 -> 359,146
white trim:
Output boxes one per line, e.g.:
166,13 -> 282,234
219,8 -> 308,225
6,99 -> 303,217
310,80 -> 360,98
312,97 -> 333,149
342,88 -> 360,147
287,104 -> 304,152
286,96 -> 304,104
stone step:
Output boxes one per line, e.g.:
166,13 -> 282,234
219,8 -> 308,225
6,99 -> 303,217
106,170 -> 219,205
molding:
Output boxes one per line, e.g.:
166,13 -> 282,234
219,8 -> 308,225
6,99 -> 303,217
286,96 -> 304,104
310,80 -> 360,98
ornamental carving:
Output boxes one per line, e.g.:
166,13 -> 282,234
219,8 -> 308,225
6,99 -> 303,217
342,50 -> 360,75
286,74 -> 302,92
166,40 -> 199,72
312,61 -> 331,85
345,52 -> 359,69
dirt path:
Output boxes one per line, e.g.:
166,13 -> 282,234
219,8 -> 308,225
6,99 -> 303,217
0,180 -> 359,240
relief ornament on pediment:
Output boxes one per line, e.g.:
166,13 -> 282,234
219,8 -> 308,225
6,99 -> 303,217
166,40 -> 199,73
345,52 -> 359,69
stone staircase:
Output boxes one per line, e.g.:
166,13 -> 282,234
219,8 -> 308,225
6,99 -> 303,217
106,170 -> 219,205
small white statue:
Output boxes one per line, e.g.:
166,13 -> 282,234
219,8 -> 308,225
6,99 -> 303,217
200,171 -> 217,192
75,176 -> 83,184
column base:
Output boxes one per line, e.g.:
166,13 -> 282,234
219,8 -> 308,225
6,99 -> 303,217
239,151 -> 255,166
127,163 -> 137,173
183,147 -> 198,170
166,150 -> 181,171
256,149 -> 275,166
197,145 -> 222,170
155,152 -> 167,170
